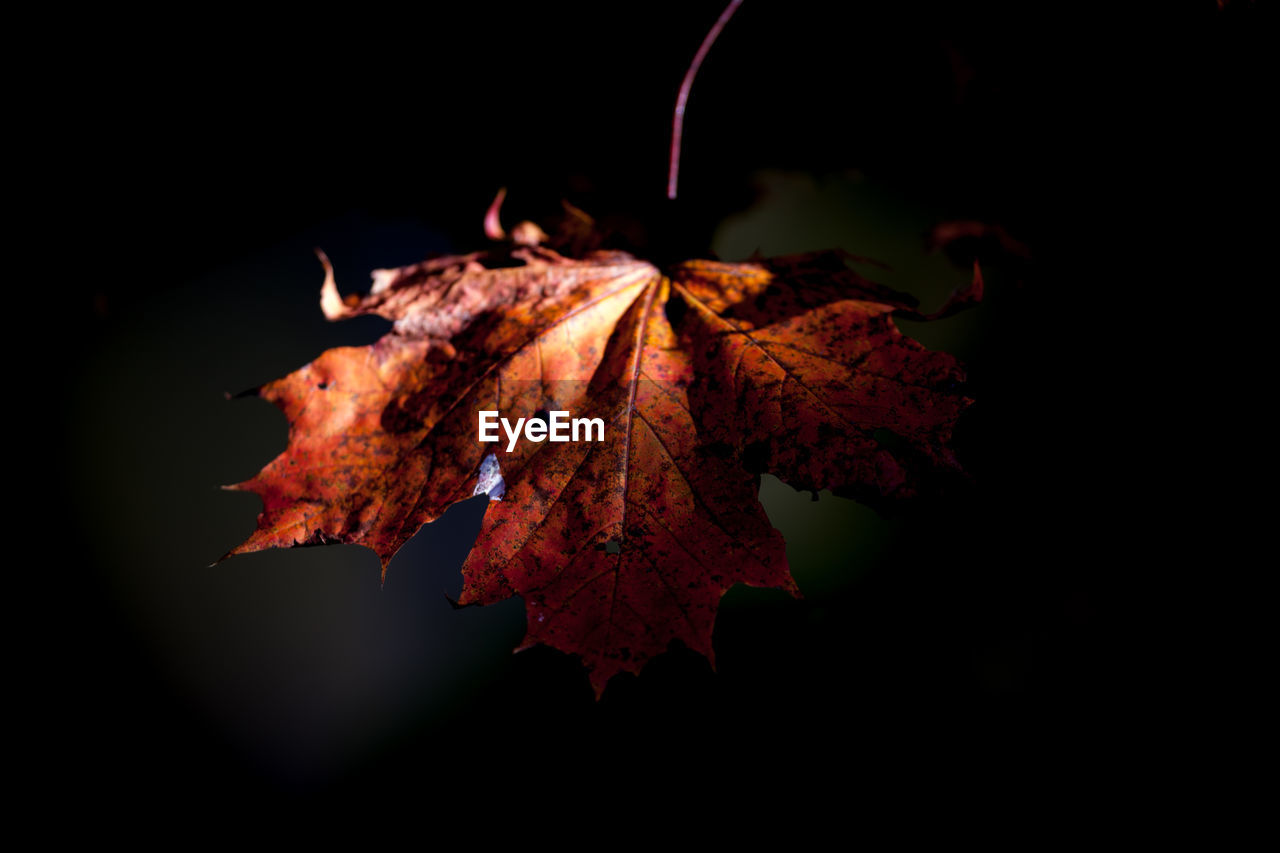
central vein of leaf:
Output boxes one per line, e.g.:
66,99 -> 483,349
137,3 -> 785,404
618,278 -> 665,547
608,277 -> 664,645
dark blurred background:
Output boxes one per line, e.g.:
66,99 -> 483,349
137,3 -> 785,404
32,0 -> 1265,818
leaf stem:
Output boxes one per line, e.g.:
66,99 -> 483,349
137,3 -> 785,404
668,0 -> 743,200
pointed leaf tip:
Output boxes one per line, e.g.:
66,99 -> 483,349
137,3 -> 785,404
930,258 -> 984,319
484,187 -> 507,241
316,248 -> 348,320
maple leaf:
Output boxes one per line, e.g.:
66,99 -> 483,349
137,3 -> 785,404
223,214 -> 979,697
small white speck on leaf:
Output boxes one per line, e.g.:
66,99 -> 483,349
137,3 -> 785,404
473,452 -> 506,501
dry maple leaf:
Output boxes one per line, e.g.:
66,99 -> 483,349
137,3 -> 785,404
222,213 -> 980,697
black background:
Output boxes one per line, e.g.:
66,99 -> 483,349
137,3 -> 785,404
32,0 -> 1264,820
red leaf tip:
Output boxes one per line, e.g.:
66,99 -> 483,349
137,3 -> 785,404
484,188 -> 507,241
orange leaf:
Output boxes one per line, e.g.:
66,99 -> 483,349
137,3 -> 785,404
224,227 -> 978,696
